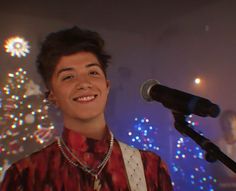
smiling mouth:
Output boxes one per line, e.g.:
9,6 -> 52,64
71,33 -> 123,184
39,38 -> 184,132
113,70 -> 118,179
73,95 -> 97,102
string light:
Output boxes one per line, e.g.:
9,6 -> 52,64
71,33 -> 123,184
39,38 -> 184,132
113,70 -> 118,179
0,67 -> 56,178
172,116 -> 217,190
128,117 -> 160,151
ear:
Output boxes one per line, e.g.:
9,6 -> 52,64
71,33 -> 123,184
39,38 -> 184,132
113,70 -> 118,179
47,90 -> 58,106
106,80 -> 111,93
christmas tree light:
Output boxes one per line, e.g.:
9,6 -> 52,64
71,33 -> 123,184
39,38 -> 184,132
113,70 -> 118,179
127,117 -> 160,152
126,115 -> 218,190
0,68 -> 56,181
171,115 -> 218,190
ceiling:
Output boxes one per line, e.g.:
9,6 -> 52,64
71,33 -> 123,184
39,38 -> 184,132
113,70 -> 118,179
0,0 -> 218,34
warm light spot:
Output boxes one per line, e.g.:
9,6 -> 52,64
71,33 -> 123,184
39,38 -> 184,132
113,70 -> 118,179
194,78 -> 201,85
4,36 -> 30,57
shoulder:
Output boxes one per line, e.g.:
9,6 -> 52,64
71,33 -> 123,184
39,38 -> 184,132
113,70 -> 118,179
117,141 -> 161,163
117,141 -> 172,187
0,140 -> 59,190
117,140 -> 170,172
12,140 -> 58,171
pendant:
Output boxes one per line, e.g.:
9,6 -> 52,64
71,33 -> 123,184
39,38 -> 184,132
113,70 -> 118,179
94,175 -> 101,191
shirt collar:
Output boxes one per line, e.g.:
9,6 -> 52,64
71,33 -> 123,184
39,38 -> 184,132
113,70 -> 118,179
62,126 -> 111,154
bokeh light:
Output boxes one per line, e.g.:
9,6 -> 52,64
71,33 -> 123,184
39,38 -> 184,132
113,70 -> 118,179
194,78 -> 201,85
4,36 -> 30,58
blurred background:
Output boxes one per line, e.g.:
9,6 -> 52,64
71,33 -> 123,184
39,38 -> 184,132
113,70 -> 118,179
0,0 -> 236,190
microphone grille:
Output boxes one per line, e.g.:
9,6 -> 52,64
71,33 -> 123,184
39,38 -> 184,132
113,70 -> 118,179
140,79 -> 159,101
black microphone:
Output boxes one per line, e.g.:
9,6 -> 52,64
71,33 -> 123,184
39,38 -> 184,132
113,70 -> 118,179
140,79 -> 220,117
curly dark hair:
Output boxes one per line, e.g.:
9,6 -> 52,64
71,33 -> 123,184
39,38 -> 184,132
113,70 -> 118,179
36,26 -> 111,89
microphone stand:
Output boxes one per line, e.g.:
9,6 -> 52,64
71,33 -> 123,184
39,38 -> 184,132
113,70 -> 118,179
172,111 -> 236,173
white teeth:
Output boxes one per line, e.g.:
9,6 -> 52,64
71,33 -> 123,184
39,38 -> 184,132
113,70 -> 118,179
76,95 -> 95,102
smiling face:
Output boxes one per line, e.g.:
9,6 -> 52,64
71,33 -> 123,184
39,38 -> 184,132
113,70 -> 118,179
48,51 -> 110,127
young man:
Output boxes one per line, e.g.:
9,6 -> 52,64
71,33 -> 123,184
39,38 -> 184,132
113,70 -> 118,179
0,26 -> 173,191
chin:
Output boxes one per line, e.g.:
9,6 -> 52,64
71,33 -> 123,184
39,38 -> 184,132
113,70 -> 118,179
76,113 -> 104,121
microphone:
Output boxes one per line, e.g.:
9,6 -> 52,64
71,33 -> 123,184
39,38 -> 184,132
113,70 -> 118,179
140,79 -> 220,117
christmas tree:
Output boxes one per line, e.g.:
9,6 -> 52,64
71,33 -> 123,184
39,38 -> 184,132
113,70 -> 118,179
126,115 -> 218,190
0,68 -> 56,180
127,117 -> 161,152
171,115 -> 218,191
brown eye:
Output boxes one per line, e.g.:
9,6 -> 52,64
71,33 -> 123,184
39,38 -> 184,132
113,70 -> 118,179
89,71 -> 99,76
62,75 -> 74,81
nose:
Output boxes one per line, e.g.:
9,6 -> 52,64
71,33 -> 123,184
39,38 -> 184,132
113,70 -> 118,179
75,76 -> 92,90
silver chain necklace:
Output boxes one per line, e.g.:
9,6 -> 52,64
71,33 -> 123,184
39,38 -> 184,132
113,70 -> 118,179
57,132 -> 114,191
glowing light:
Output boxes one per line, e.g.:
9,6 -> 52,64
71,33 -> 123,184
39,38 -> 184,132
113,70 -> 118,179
194,78 -> 201,85
18,120 -> 23,125
154,146 -> 160,151
198,152 -> 204,159
8,73 -> 14,77
128,117 -> 161,151
172,120 -> 218,190
4,36 -> 30,57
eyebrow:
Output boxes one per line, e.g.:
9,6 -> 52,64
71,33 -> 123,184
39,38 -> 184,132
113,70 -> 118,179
56,63 -> 103,77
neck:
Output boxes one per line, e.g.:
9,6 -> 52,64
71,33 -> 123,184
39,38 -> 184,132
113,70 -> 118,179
63,115 -> 107,140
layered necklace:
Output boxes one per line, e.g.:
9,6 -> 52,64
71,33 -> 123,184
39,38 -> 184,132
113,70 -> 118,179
57,132 -> 114,191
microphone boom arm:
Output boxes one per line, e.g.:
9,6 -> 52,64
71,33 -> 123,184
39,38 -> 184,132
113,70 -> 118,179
172,111 -> 236,173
